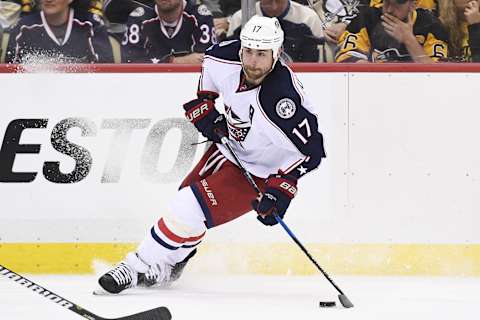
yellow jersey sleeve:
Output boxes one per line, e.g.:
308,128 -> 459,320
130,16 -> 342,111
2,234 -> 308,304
423,32 -> 448,62
336,28 -> 372,62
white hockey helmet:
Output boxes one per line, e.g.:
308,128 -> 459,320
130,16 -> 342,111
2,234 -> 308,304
240,15 -> 284,63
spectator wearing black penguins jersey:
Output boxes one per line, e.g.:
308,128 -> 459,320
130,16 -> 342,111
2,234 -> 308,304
336,0 -> 448,62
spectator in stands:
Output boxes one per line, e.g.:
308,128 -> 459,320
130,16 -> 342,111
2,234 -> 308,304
4,0 -> 35,15
200,0 -> 239,40
0,1 -> 22,28
226,0 -> 328,62
2,0 -> 104,22
370,0 -> 438,12
313,0 -> 422,60
336,0 -> 448,62
5,0 -> 113,63
326,0 -> 438,49
438,0 -> 480,62
301,0 -> 362,62
105,0 -> 215,63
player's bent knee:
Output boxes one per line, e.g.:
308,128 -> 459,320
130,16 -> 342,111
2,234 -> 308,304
164,186 -> 207,237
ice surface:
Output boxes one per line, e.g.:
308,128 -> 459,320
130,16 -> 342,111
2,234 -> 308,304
1,273 -> 478,320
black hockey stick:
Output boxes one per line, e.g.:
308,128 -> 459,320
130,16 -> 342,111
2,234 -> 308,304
218,135 -> 354,308
0,264 -> 172,320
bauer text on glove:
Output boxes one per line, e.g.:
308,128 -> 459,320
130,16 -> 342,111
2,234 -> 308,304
183,92 -> 227,143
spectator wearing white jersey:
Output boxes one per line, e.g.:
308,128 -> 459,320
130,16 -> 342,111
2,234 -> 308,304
226,0 -> 328,62
200,0 -> 240,40
297,0 -> 363,62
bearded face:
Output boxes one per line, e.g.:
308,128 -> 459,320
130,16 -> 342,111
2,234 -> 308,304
241,48 -> 274,85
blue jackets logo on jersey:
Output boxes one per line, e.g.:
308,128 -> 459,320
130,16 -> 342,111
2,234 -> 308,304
225,105 -> 252,142
130,7 -> 145,17
197,4 -> 211,16
275,98 -> 296,119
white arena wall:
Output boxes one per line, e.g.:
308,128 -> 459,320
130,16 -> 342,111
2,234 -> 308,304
0,64 -> 479,276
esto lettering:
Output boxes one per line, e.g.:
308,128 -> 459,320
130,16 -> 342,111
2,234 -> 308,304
0,118 -> 199,184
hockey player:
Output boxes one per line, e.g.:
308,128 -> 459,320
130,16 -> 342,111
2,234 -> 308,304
110,0 -> 216,63
335,0 -> 448,62
97,15 -> 325,294
5,0 -> 113,63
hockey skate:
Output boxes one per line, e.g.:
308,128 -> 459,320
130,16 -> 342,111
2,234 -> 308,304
97,249 -> 197,294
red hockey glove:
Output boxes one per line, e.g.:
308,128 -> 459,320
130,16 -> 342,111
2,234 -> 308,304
251,173 -> 298,226
183,91 -> 227,143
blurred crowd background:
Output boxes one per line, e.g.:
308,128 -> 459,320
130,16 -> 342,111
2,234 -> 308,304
0,0 -> 478,64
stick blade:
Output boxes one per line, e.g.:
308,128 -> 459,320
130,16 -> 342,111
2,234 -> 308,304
114,306 -> 172,320
338,294 -> 354,308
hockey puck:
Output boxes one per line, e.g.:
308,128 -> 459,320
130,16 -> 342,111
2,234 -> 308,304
319,301 -> 336,308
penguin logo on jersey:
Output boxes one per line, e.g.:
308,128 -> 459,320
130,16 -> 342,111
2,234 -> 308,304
372,48 -> 409,62
276,98 -> 296,119
225,105 -> 252,142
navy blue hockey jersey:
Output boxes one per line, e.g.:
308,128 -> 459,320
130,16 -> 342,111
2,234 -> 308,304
121,2 -> 215,63
6,9 -> 113,63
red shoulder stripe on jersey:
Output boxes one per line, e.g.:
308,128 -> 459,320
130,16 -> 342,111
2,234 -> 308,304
283,157 -> 307,174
